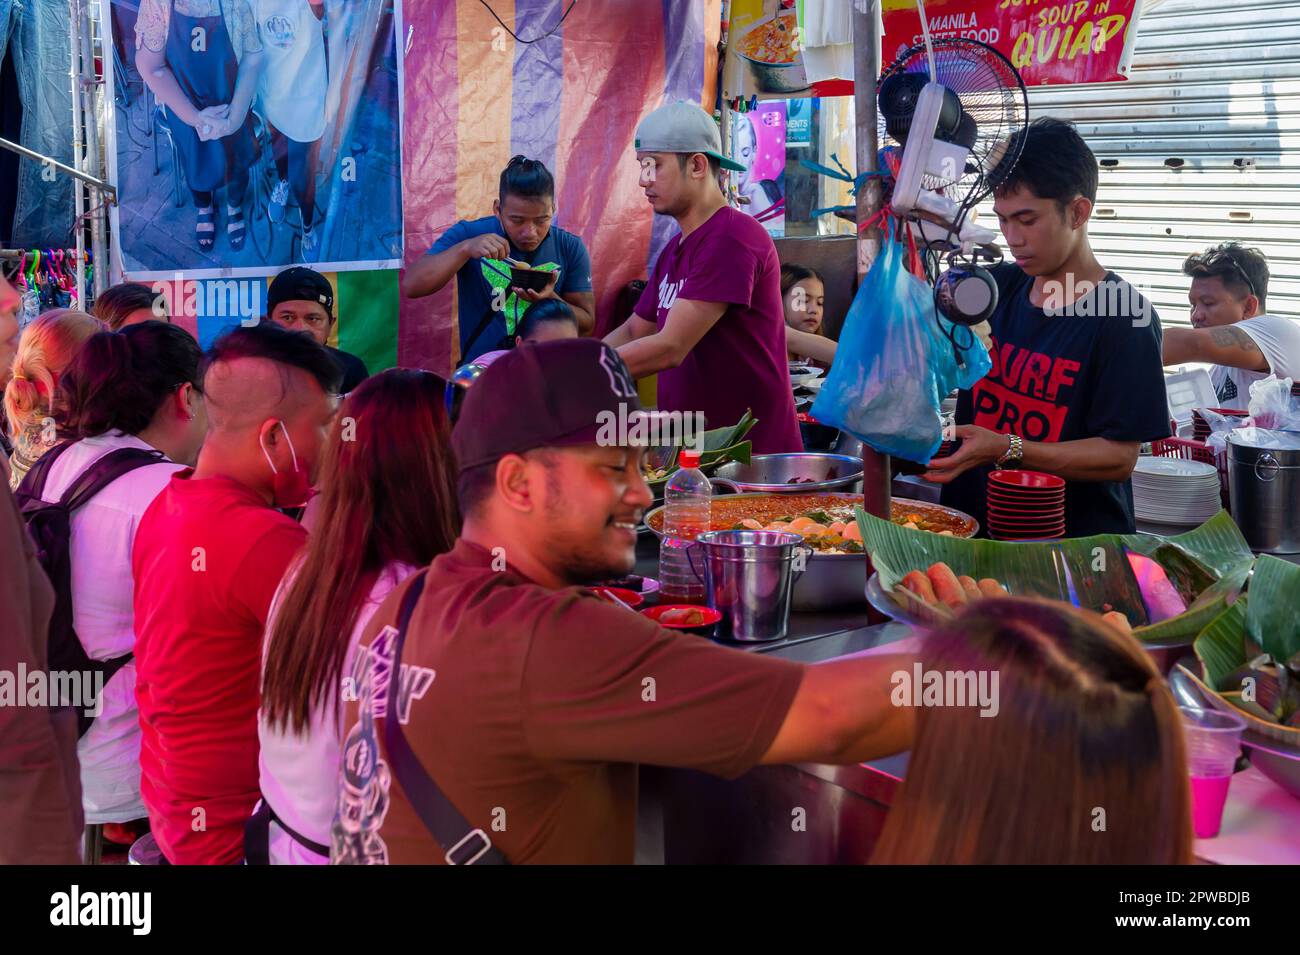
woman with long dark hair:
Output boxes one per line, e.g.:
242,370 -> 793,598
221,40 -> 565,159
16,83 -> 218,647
781,264 -> 837,365
871,598 -> 1193,864
34,321 -> 205,846
256,369 -> 460,864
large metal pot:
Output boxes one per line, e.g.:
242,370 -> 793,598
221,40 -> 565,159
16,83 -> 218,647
1226,429 -> 1300,554
709,453 -> 863,494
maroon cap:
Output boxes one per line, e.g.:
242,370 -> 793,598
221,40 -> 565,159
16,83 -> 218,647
453,339 -> 663,471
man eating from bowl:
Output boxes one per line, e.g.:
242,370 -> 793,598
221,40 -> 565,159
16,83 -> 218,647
604,101 -> 802,454
331,338 -> 914,865
401,155 -> 595,363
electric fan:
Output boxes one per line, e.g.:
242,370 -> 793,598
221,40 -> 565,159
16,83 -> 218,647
877,35 -> 1029,325
878,36 -> 1027,251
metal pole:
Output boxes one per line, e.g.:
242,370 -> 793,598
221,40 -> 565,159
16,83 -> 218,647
78,0 -> 107,298
853,0 -> 890,521
0,137 -> 115,193
69,0 -> 86,310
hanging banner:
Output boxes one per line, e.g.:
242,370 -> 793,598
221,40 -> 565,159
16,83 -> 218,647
881,0 -> 1145,86
722,0 -> 853,100
102,0 -> 405,280
730,101 -> 787,236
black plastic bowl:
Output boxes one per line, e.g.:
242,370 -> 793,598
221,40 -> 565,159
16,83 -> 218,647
510,265 -> 554,292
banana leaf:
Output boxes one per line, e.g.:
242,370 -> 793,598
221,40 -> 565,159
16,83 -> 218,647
646,410 -> 758,490
1192,596 -> 1249,691
858,508 -> 1255,642
1244,555 -> 1300,664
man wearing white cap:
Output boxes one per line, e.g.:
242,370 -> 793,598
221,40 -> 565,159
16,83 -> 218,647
605,101 -> 802,454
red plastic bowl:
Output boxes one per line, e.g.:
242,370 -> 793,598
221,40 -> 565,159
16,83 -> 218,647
987,522 -> 1060,537
641,604 -> 721,632
989,469 -> 1066,490
986,500 -> 1066,516
986,494 -> 1065,510
588,586 -> 645,608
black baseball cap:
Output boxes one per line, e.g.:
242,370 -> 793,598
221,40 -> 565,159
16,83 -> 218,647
452,338 -> 665,472
267,267 -> 334,316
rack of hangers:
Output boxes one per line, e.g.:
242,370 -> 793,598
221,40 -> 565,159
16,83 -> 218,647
1,248 -> 95,328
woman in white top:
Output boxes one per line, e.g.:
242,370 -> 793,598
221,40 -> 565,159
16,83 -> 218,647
257,369 -> 460,864
37,321 -> 207,835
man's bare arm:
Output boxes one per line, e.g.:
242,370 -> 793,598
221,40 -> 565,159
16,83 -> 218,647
1163,325 -> 1269,373
562,290 -> 597,336
760,652 -> 915,766
604,314 -> 657,350
615,298 -> 727,379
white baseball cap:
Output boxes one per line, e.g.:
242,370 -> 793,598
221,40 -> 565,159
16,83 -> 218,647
635,101 -> 746,172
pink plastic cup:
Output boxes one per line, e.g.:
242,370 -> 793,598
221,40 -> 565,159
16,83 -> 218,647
1179,706 -> 1246,839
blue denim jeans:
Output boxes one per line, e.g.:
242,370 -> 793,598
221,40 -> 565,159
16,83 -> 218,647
0,0 -> 74,248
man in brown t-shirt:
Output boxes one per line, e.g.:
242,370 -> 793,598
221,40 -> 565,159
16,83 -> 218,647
332,340 -> 913,864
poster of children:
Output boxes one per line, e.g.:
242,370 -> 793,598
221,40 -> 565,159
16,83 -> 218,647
730,102 -> 787,236
101,0 -> 405,279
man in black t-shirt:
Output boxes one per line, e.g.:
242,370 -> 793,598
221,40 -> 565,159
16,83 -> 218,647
265,267 -> 370,394
925,119 -> 1170,538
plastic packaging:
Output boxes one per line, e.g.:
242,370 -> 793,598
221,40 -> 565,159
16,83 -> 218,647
659,449 -> 712,605
810,220 -> 992,464
1245,374 -> 1300,431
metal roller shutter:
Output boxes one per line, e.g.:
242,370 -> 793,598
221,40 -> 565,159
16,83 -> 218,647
977,0 -> 1300,327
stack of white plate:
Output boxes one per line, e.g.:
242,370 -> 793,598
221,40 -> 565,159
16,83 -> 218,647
1132,456 -> 1222,525
790,367 -> 824,389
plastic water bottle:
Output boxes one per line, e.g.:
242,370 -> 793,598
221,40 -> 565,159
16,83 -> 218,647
659,449 -> 712,604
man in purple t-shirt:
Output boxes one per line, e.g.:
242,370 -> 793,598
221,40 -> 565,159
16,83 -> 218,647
604,102 -> 801,454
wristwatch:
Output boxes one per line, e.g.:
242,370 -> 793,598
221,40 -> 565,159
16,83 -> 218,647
996,433 -> 1024,469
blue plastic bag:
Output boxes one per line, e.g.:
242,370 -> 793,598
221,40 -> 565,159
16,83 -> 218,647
811,226 -> 991,464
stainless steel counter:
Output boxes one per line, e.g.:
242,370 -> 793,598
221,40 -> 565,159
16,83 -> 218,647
631,511 -> 1295,864
633,527 -> 911,863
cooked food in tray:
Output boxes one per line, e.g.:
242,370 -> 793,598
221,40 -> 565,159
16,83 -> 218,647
646,493 -> 978,554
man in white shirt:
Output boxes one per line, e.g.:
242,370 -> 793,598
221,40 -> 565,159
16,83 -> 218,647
1163,243 -> 1300,405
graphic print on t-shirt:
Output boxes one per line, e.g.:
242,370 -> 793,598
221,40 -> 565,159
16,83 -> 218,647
263,14 -> 295,47
970,337 -> 1083,442
334,629 -> 395,865
657,275 -> 683,312
334,623 -> 436,865
480,258 -> 560,336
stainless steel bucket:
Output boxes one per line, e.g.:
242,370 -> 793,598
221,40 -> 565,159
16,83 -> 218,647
689,530 -> 807,642
1227,429 -> 1300,554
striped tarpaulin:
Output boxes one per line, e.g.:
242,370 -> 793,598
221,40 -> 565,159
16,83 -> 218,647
160,2 -> 718,377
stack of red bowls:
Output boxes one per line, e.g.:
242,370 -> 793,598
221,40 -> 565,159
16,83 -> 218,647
987,470 -> 1066,540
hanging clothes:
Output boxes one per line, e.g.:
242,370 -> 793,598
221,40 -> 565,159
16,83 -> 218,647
0,0 -> 76,248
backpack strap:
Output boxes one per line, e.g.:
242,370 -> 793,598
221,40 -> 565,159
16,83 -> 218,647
57,446 -> 166,512
382,570 -> 507,865
13,437 -> 77,504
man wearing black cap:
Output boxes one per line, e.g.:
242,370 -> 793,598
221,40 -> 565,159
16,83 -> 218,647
331,338 -> 914,865
266,266 -> 369,393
